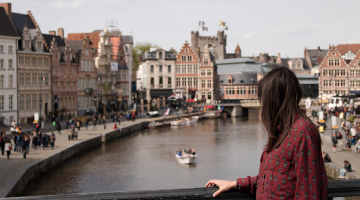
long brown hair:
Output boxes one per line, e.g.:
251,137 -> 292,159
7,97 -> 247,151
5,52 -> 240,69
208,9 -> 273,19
258,67 -> 319,152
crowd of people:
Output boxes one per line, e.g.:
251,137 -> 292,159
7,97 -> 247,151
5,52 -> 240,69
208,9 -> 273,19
176,148 -> 196,156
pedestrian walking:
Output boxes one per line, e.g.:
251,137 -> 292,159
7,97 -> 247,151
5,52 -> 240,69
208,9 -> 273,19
205,67 -> 327,199
57,121 -> 61,135
85,119 -> 88,130
332,132 -> 338,152
0,129 -> 5,155
132,112 -> 135,121
4,139 -> 11,159
66,120 -> 69,130
71,125 -> 75,140
93,118 -> 97,130
33,133 -> 38,150
77,120 -> 81,131
50,134 -> 55,149
127,112 -> 130,121
41,134 -> 47,150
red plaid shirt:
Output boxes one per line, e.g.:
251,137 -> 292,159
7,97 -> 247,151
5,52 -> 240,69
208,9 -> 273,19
238,115 -> 328,199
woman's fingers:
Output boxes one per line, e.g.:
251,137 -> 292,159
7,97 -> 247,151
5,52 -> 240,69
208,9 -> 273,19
213,188 -> 223,197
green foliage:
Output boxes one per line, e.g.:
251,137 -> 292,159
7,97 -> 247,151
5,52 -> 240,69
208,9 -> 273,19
132,42 -> 161,74
347,115 -> 357,123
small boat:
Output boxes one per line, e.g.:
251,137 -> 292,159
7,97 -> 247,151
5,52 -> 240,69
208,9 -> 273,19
175,154 -> 197,164
185,116 -> 199,124
171,120 -> 186,126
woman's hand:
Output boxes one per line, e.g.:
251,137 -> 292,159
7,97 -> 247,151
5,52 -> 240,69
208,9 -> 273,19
205,180 -> 237,197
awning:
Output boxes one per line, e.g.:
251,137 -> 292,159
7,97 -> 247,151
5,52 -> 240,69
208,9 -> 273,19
350,91 -> 360,95
150,89 -> 174,98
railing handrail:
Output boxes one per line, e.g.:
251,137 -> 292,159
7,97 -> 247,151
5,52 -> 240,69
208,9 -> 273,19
2,179 -> 359,199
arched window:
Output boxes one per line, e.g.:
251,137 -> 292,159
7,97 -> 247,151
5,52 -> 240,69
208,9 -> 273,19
159,77 -> 163,85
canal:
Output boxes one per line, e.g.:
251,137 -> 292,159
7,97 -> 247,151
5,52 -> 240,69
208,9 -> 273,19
23,117 -> 266,196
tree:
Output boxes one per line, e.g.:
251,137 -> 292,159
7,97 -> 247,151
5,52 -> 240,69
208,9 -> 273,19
132,42 -> 161,76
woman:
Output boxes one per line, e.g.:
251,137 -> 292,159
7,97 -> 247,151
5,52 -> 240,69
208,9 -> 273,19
322,152 -> 331,162
332,133 -> 338,152
0,129 -> 6,155
4,138 -> 11,159
339,160 -> 352,179
49,134 -> 55,149
205,67 -> 327,199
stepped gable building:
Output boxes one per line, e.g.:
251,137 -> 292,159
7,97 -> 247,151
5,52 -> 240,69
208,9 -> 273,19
0,5 -> 20,126
44,29 -> 78,119
8,7 -> 52,124
141,48 -> 176,105
198,45 -> 220,103
68,36 -> 97,116
190,31 -> 241,60
175,41 -> 199,100
217,58 -> 264,101
304,46 -> 328,68
68,30 -> 133,109
319,44 -> 360,96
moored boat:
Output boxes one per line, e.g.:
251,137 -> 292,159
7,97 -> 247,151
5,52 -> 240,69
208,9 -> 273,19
185,116 -> 199,124
171,120 -> 186,126
175,154 -> 196,164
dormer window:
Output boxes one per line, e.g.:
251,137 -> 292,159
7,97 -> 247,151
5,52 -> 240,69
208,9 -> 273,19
228,79 -> 233,84
25,40 -> 30,49
204,58 -> 209,66
159,52 -> 163,59
37,41 -> 42,50
240,80 -> 244,83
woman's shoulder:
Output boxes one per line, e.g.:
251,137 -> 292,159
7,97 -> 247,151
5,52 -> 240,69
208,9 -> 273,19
291,116 -> 319,142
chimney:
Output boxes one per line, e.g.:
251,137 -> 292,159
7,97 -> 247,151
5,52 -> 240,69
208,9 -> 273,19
49,31 -> 56,35
0,3 -> 12,20
278,53 -> 281,58
57,28 -> 64,39
318,46 -> 321,51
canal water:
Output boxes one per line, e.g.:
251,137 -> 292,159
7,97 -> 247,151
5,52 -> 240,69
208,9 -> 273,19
24,117 -> 266,196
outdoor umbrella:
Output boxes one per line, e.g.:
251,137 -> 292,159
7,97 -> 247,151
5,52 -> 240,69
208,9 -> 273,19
106,98 -> 112,113
186,99 -> 196,103
204,105 -> 215,109
98,97 -> 103,115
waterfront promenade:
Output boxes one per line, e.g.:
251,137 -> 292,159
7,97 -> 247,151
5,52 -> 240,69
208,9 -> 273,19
0,118 -> 150,197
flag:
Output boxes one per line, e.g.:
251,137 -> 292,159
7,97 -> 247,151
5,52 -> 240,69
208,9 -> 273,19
218,105 -> 221,111
223,26 -> 228,31
199,21 -> 205,26
164,108 -> 170,117
220,20 -> 226,26
203,27 -> 208,31
189,107 -> 193,114
221,105 -> 224,112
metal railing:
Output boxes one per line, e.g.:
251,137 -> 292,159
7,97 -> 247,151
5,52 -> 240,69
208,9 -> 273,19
2,179 -> 359,200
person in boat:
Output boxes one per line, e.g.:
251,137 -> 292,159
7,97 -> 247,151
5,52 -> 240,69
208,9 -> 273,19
176,148 -> 182,156
187,148 -> 193,154
191,148 -> 196,156
206,67 -> 327,199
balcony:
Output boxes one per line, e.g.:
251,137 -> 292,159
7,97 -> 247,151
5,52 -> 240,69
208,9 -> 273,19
168,84 -> 172,88
159,84 -> 163,88
85,88 -> 93,94
150,84 -> 155,89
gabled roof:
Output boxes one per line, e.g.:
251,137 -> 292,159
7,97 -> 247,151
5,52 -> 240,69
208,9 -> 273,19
42,34 -> 66,50
279,58 -> 310,70
337,44 -> 360,55
0,8 -> 18,37
307,49 -> 328,58
68,40 -> 83,59
11,12 -> 36,36
67,31 -> 100,49
219,74 -> 258,86
122,35 -> 133,45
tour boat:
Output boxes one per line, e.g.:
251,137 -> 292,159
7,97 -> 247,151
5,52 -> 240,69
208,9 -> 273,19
175,154 -> 196,164
185,116 -> 199,124
171,120 -> 187,126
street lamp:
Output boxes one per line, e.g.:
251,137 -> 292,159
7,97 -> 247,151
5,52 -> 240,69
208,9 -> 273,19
39,76 -> 45,128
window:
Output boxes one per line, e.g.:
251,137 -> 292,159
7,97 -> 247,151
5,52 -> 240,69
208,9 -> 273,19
19,95 -> 24,110
201,70 -> 205,76
194,77 -> 198,87
44,74 -> 49,85
37,41 -> 42,50
341,80 -> 346,86
329,59 -> 334,66
168,65 -> 171,73
181,56 -> 186,62
19,73 -> 24,85
201,80 -> 206,88
194,65 -> 198,73
26,95 -> 31,110
292,63 -> 295,68
19,57 -> 24,65
168,77 -> 171,85
187,56 -> 192,62
159,52 -> 163,59
38,73 -> 43,85
0,75 -> 3,88
8,46 -> 12,53
358,61 -> 360,67
207,92 -> 211,100
357,70 -> 360,77
335,80 -> 340,86
204,58 -> 209,66
350,81 -> 355,87
0,96 -> 3,110
176,78 -> 180,87
176,65 -> 180,73
182,65 -> 186,73
188,65 -> 192,73
8,95 -> 13,110
44,58 -> 48,67
89,60 -> 92,70
159,77 -> 163,85
151,77 -> 154,87
207,80 -> 212,88
237,86 -> 246,95
8,59 -> 12,69
25,57 -> 30,65
297,63 -> 301,68
248,86 -> 258,95
159,65 -> 162,72
38,58 -> 42,66
185,49 -> 189,53
151,65 -> 154,73
357,81 -> 360,87
182,78 -> 186,87
323,80 -> 329,87
335,70 -> 339,76
32,73 -> 37,85
335,59 -> 340,66
26,73 -> 30,85
350,70 -> 354,77
228,79 -> 232,84
8,75 -> 12,88
207,69 -> 212,76
31,58 -> 36,66
188,78 -> 192,87
341,70 -> 346,76
0,45 -> 3,52
32,94 -> 37,110
0,59 -> 3,68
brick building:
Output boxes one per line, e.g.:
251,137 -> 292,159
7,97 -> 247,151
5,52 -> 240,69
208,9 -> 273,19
175,41 -> 199,100
319,44 -> 360,96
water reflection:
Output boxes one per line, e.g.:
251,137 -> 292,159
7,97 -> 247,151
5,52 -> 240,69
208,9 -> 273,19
24,117 -> 266,196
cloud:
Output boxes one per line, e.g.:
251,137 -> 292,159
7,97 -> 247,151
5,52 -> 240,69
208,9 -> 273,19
244,33 -> 253,38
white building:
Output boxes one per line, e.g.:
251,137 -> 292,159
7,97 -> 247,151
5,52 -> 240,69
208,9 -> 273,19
0,7 -> 20,125
141,48 -> 176,103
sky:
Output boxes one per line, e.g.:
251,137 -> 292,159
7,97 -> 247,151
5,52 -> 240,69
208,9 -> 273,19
7,0 -> 360,58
